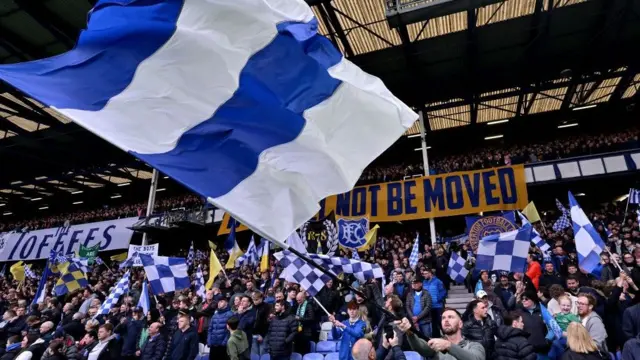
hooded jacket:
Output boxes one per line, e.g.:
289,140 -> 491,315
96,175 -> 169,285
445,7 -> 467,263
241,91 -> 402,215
227,330 -> 250,360
582,312 -> 607,351
495,325 -> 537,360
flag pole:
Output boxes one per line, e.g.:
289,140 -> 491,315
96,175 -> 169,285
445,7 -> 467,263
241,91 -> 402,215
418,111 -> 437,244
142,169 -> 160,246
621,188 -> 631,228
311,296 -> 331,317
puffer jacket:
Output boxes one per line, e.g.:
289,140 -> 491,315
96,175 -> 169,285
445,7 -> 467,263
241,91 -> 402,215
462,317 -> 497,358
267,312 -> 297,357
404,290 -> 432,323
495,325 -> 537,360
422,277 -> 446,308
41,336 -> 80,360
207,306 -> 233,347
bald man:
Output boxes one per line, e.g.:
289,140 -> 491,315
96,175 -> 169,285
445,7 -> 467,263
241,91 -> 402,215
396,308 -> 485,360
353,331 -> 405,360
138,322 -> 167,360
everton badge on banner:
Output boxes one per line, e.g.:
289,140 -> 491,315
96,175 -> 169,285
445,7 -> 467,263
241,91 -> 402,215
336,217 -> 370,249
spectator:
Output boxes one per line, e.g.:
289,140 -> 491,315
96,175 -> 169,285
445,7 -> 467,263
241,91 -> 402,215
371,332 -> 406,360
266,300 -> 297,360
167,314 -> 198,360
293,292 -> 314,354
62,313 -> 85,342
405,278 -> 433,337
397,308 -> 485,360
114,308 -> 144,360
526,254 -> 542,290
87,323 -> 120,360
42,329 -> 79,360
462,299 -> 497,359
1,336 -> 22,360
44,339 -> 68,360
329,300 -> 366,360
250,292 -> 271,357
495,311 -> 536,360
78,331 -> 98,360
15,334 -> 38,360
562,322 -> 608,360
235,295 -> 255,351
225,317 -> 249,360
137,322 -> 166,360
421,268 -> 447,337
514,291 -> 550,356
208,298 -> 233,360
576,294 -> 607,351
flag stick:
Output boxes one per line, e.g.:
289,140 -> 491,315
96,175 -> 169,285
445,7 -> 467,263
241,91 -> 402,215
621,188 -> 631,228
311,296 -> 331,317
605,247 -> 625,274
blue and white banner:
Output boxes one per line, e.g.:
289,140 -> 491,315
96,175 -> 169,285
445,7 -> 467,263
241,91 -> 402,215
337,217 -> 369,249
440,234 -> 469,244
0,217 -> 138,262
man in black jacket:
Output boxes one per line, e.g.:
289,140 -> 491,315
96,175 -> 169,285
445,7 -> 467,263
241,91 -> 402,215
517,291 -> 550,355
251,292 -> 271,357
293,292 -> 314,354
495,311 -> 536,360
462,299 -> 497,359
138,322 -> 166,360
168,314 -> 198,360
267,301 -> 297,360
317,280 -> 341,315
62,313 -> 86,341
539,262 -> 564,289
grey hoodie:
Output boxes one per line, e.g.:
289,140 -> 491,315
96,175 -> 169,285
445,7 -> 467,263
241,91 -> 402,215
582,312 -> 607,351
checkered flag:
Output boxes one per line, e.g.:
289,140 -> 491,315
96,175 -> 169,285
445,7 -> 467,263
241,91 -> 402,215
69,257 -> 90,274
352,251 -> 360,260
569,191 -> 606,274
194,265 -> 206,298
119,253 -> 137,269
95,257 -> 105,266
187,242 -> 195,267
518,211 -> 550,257
139,253 -> 190,295
95,270 -> 130,318
476,225 -> 532,273
409,233 -> 420,270
24,265 -> 37,280
236,237 -> 259,267
274,251 -> 384,296
553,198 -> 571,232
447,252 -> 468,283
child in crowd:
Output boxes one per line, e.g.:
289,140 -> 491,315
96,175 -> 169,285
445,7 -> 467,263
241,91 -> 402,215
554,295 -> 581,334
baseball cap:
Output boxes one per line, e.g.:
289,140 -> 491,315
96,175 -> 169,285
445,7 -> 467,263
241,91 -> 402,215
475,290 -> 488,298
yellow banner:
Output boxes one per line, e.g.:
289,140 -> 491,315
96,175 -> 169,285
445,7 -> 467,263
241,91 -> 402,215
218,165 -> 528,235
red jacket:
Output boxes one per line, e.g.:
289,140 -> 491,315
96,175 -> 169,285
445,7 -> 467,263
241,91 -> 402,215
526,261 -> 542,289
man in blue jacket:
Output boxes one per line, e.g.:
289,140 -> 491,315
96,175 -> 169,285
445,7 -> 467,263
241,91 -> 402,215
114,307 -> 145,360
138,322 -> 166,360
422,268 -> 447,337
208,298 -> 234,360
168,313 -> 199,360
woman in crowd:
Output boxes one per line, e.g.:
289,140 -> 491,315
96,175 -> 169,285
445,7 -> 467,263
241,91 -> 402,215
561,323 -> 608,360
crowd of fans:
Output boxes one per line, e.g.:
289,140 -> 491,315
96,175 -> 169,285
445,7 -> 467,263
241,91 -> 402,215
359,126 -> 640,184
0,197 -> 637,360
0,195 -> 203,233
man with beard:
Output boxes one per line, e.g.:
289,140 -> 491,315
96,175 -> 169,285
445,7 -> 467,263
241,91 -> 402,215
462,299 -> 497,359
538,262 -> 564,289
266,301 -> 297,360
577,293 -> 607,351
397,308 -> 485,360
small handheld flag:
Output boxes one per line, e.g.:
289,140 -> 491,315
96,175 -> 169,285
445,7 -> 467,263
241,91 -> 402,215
569,191 -> 606,274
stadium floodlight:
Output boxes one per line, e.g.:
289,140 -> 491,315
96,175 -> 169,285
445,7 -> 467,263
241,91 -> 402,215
38,206 -> 49,210
558,123 -> 578,129
572,104 -> 597,111
30,197 -> 42,201
10,181 -> 22,185
487,119 -> 509,125
72,190 -> 83,195
414,147 -> 431,151
73,201 -> 83,205
118,182 -> 131,187
407,134 -> 421,138
575,193 -> 586,197
111,194 -> 122,199
35,176 -> 47,180
616,194 -> 629,202
2,212 -> 12,216
0,203 -> 5,207
163,176 -> 169,179
484,135 -> 504,140
156,188 -> 166,192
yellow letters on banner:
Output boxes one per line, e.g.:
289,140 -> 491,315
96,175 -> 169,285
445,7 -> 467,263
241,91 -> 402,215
218,165 -> 528,235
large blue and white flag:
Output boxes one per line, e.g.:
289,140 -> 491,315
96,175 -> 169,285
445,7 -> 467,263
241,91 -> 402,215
629,188 -> 640,204
0,0 -> 416,243
553,199 -> 571,232
96,271 -> 130,318
139,253 -> 190,295
236,237 -> 259,267
187,242 -> 195,267
31,260 -> 52,310
195,265 -> 206,299
569,191 -> 606,274
137,280 -> 150,316
476,225 -> 532,273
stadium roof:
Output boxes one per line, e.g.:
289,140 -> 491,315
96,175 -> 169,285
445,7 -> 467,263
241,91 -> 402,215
0,0 -> 639,216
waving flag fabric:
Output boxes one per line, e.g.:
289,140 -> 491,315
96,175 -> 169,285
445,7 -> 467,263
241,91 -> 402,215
518,211 -> 550,256
138,280 -> 150,316
447,252 -> 469,283
139,253 -> 190,295
569,191 -> 606,274
96,271 -> 130,317
409,233 -> 420,270
629,188 -> 640,204
0,0 -> 416,243
476,225 -> 532,273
